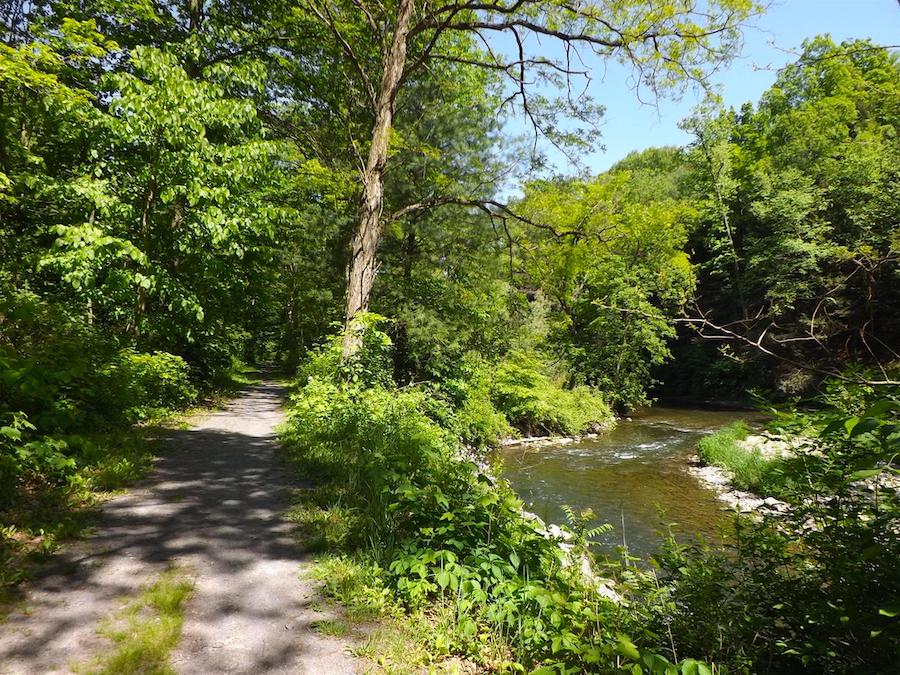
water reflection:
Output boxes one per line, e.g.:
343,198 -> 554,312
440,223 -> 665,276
499,407 -> 764,559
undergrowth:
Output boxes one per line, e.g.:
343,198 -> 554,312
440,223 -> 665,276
0,428 -> 160,605
659,393 -> 900,672
492,350 -> 613,437
281,317 -> 710,673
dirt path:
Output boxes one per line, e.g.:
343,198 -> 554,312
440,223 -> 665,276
0,382 -> 357,674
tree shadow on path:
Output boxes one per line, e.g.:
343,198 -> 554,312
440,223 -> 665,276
0,382 -> 356,675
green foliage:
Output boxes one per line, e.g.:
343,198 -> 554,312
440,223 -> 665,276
492,350 -> 613,436
433,355 -> 514,449
101,351 -> 197,423
0,412 -> 74,498
302,314 -> 396,389
514,165 -> 696,410
669,37 -> 900,396
0,426 -> 158,602
1,289 -> 197,433
282,324 -> 702,672
696,421 -> 783,492
656,395 -> 900,672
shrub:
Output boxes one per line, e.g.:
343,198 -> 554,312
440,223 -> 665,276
422,353 -> 513,449
101,350 -> 197,423
0,290 -> 197,432
656,398 -> 900,673
299,314 -> 395,388
491,350 -> 613,436
281,321 -> 699,672
0,412 -> 75,502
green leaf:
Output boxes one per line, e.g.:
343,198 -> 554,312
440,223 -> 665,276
850,417 -> 880,438
823,419 -> 846,435
848,469 -> 881,481
0,426 -> 22,441
863,400 -> 899,418
617,635 -> 640,661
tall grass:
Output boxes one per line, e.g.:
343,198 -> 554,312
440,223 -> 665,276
696,421 -> 782,493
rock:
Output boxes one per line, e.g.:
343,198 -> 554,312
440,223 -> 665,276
737,433 -> 816,460
520,509 -> 621,603
546,523 -> 573,541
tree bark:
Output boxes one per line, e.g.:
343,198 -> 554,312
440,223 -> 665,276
341,0 -> 415,358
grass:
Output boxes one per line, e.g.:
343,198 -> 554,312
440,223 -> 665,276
308,556 -> 460,673
696,421 -> 784,494
355,620 -> 449,674
311,617 -> 351,638
285,478 -> 451,671
79,566 -> 195,675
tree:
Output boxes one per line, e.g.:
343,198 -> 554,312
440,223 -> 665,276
287,0 -> 759,356
681,37 -> 900,391
515,156 -> 696,408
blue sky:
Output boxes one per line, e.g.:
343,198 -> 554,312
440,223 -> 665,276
500,0 -> 900,176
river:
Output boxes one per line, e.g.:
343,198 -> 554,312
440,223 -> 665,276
499,407 -> 763,559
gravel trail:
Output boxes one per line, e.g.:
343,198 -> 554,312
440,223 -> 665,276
0,381 -> 356,674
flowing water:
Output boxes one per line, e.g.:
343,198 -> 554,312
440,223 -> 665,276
499,407 -> 764,559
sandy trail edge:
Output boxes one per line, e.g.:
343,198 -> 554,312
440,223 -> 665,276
0,381 -> 356,674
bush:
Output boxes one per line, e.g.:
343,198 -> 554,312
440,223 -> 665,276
420,353 -> 513,449
491,350 -> 613,436
281,321 -> 700,672
100,350 -> 197,424
0,291 -> 197,432
444,375 -> 512,448
299,314 -> 395,389
0,412 -> 75,502
656,398 -> 900,673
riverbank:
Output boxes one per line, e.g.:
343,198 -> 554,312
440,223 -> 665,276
500,431 -> 603,448
277,325 -> 714,672
688,422 -> 793,514
687,459 -> 789,514
689,421 -> 900,514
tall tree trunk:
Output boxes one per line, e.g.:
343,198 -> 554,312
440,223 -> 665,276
341,0 -> 415,358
